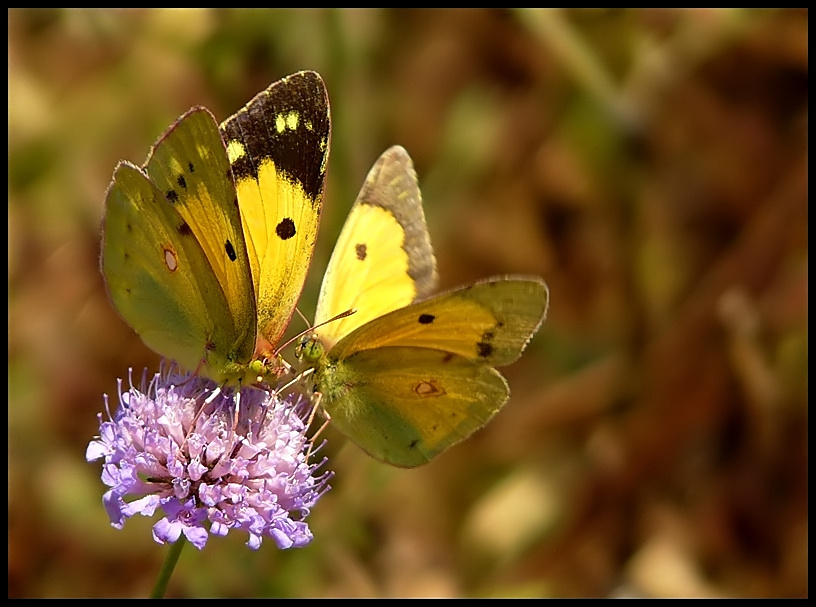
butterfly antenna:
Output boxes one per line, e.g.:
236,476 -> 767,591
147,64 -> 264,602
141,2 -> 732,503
294,306 -> 311,329
275,308 -> 357,356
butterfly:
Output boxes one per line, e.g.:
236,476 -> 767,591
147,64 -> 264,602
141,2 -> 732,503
298,146 -> 549,467
101,71 -> 330,385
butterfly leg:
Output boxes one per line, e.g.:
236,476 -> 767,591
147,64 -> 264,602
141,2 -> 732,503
277,353 -> 295,376
273,365 -> 312,395
304,390 -> 332,461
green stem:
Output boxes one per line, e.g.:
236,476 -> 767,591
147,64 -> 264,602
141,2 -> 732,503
151,537 -> 186,598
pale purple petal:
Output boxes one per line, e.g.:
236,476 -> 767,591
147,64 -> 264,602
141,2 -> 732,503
87,366 -> 332,550
153,517 -> 183,545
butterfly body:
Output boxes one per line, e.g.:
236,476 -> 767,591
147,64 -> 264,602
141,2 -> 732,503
298,146 -> 549,467
101,71 -> 330,386
302,276 -> 548,467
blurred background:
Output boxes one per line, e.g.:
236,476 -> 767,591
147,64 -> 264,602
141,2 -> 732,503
8,8 -> 807,598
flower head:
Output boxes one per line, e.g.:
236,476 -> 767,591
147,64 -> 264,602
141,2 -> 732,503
86,367 -> 331,550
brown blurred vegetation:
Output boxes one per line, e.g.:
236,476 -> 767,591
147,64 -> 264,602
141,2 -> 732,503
8,8 -> 807,598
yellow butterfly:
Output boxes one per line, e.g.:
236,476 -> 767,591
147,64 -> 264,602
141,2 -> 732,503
298,146 -> 549,467
101,71 -> 330,385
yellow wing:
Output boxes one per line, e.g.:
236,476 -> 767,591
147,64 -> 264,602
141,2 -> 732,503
102,161 -> 255,382
317,347 -> 510,467
220,71 -> 331,357
144,106 -> 256,358
313,145 -> 437,350
330,276 -> 549,366
312,276 -> 549,467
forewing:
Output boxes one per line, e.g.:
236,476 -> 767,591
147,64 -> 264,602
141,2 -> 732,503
101,161 -> 246,380
314,145 -> 437,346
144,107 -> 256,359
220,70 -> 331,355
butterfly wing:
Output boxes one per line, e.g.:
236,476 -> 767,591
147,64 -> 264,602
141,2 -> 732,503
314,276 -> 549,467
313,145 -> 437,349
331,276 -> 549,365
220,71 -> 331,357
143,106 -> 257,363
318,347 -> 509,467
101,161 -> 252,382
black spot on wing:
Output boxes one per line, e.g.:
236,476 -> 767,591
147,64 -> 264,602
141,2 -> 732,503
225,240 -> 237,261
188,161 -> 195,173
177,174 -> 187,190
477,328 -> 497,358
178,222 -> 193,237
477,341 -> 494,358
355,243 -> 367,261
418,313 -> 435,325
276,217 -> 296,240
166,189 -> 179,203
221,72 -> 330,202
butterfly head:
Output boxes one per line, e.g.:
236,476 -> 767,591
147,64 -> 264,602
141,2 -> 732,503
209,355 -> 288,388
294,306 -> 357,365
295,334 -> 326,366
248,356 -> 290,385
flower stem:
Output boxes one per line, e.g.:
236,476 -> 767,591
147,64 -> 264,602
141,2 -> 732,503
151,537 -> 186,598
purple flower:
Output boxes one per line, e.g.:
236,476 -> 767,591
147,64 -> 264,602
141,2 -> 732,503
86,367 -> 332,550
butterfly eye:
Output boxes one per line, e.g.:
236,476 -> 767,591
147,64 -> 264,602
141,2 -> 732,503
296,335 -> 324,364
